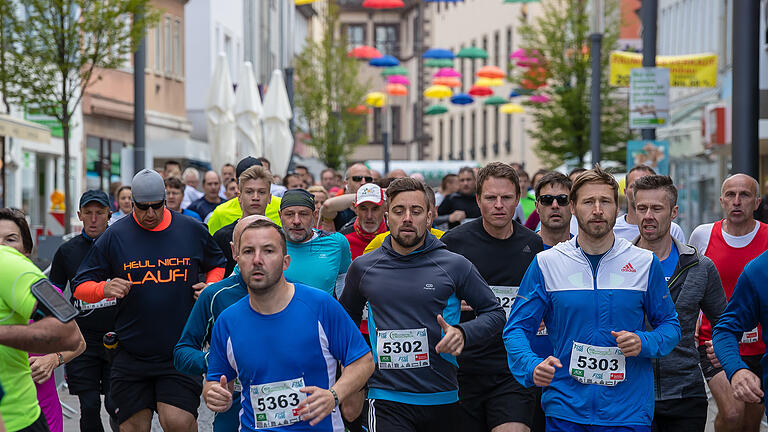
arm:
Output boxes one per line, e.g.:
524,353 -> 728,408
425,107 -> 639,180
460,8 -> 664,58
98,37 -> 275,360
636,257 -> 681,358
0,316 -> 83,353
713,268 -> 760,380
454,261 -> 506,346
174,289 -> 215,375
700,256 -> 727,328
319,194 -> 356,223
339,263 -> 367,327
48,248 -> 69,290
205,317 -> 238,412
29,335 -> 86,384
334,236 -> 353,298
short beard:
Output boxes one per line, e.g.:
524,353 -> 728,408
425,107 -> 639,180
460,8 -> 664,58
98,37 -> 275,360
245,270 -> 283,295
286,228 -> 312,243
577,218 -> 612,239
392,230 -> 427,249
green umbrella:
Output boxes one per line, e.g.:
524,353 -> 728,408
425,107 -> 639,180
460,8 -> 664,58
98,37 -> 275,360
456,46 -> 488,59
425,105 -> 448,115
381,66 -> 408,77
503,0 -> 540,3
424,58 -> 454,68
484,95 -> 508,106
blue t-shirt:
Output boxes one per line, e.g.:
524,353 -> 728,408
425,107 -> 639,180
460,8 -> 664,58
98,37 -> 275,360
659,242 -> 679,282
207,283 -> 370,432
285,230 -> 352,297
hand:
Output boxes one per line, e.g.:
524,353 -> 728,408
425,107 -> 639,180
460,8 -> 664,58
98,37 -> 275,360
297,387 -> 335,426
705,340 -> 722,368
205,376 -> 233,413
448,210 -> 467,223
103,278 -> 131,299
460,300 -> 473,312
732,369 -> 764,404
192,282 -> 208,300
611,330 -> 641,357
538,321 -> 546,333
533,356 -> 562,386
435,314 -> 465,355
29,354 -> 58,384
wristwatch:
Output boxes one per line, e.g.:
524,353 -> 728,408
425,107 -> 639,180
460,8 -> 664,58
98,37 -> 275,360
56,352 -> 64,366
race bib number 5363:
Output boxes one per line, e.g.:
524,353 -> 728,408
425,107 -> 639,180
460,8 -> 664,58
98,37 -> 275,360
376,328 -> 429,369
250,377 -> 306,429
569,341 -> 626,386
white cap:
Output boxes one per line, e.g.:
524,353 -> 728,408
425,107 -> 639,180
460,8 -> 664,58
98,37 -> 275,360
355,183 -> 384,207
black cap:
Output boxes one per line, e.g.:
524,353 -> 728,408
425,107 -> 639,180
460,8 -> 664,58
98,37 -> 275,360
79,190 -> 110,209
280,189 -> 315,211
236,157 -> 263,179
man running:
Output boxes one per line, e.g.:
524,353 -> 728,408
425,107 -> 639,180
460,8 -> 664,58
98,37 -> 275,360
615,166 -> 685,243
689,173 -> 768,432
438,167 -> 481,229
631,175 -> 726,432
203,218 -> 374,431
440,162 -> 544,432
534,172 -> 573,249
280,189 -> 351,298
49,190 -> 119,431
188,171 -> 223,220
165,176 -> 202,221
339,183 -> 388,259
340,177 -> 506,432
319,163 -> 373,231
504,165 -> 680,431
73,169 -> 226,431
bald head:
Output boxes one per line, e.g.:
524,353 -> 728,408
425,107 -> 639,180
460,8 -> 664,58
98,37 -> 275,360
345,163 -> 373,194
720,173 -> 761,226
232,214 -> 272,252
203,170 -> 221,201
721,173 -> 759,196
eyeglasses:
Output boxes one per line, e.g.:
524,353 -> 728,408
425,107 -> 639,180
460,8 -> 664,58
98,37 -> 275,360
537,194 -> 568,206
133,200 -> 165,210
350,176 -> 374,183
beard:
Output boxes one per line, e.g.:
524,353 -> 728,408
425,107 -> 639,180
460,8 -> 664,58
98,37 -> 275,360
577,217 -> 613,239
392,228 -> 427,249
286,227 -> 312,243
244,265 -> 283,294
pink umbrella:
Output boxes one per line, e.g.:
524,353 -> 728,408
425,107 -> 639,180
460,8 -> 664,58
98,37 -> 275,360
434,67 -> 461,78
510,48 -> 527,60
388,75 -> 411,85
529,94 -> 550,103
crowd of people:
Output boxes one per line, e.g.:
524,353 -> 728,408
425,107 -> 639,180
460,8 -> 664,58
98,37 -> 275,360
2,155 -> 768,432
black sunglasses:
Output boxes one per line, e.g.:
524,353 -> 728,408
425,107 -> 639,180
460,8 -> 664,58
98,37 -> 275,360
537,194 -> 569,206
133,200 -> 165,210
350,176 -> 374,183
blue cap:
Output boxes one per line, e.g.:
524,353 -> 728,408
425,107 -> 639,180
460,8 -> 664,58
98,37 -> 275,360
79,190 -> 110,208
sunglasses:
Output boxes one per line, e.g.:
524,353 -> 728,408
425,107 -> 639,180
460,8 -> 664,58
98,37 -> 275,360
537,194 -> 569,206
350,176 -> 374,183
133,200 -> 165,210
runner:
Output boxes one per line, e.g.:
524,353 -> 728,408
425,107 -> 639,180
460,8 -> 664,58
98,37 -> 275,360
49,191 -> 121,431
631,175 -> 726,432
181,167 -> 203,209
203,218 -> 374,431
319,163 -> 373,232
504,165 -> 680,430
164,177 -> 202,221
438,167 -> 481,229
689,173 -> 768,432
279,189 -> 351,298
213,165 -> 274,275
338,183 -> 388,259
440,162 -> 544,432
340,177 -> 506,432
188,170 -> 223,220
109,185 -> 132,225
615,166 -> 685,243
219,163 -> 236,200
73,169 -> 227,431
534,172 -> 573,249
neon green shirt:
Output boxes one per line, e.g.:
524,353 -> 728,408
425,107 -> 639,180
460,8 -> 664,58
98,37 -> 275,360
0,246 -> 44,431
520,190 -> 536,222
207,195 -> 282,235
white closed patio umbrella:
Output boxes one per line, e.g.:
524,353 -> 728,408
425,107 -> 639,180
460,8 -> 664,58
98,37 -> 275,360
206,52 -> 236,173
235,62 -> 264,160
262,69 -> 293,177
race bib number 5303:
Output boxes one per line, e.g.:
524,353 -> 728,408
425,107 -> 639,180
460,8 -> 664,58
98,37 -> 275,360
569,341 -> 626,386
250,377 -> 306,429
376,328 -> 429,370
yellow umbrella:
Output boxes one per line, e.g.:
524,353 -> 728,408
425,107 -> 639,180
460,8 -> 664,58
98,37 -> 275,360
424,85 -> 452,99
500,103 -> 524,114
475,77 -> 505,87
295,0 -> 317,4
365,92 -> 387,107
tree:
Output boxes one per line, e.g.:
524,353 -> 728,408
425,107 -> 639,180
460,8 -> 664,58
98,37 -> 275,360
294,1 -> 369,170
511,0 -> 630,169
5,0 -> 157,232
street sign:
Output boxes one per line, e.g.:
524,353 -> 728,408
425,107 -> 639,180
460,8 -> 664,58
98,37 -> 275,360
629,68 -> 670,129
627,140 -> 669,175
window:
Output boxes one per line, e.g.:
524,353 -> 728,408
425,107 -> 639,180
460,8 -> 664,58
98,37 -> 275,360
344,24 -> 365,49
482,108 -> 488,158
154,23 -> 162,72
505,113 -> 512,153
86,136 -> 124,192
506,27 -> 513,74
439,119 -> 444,160
471,111 -> 476,159
391,106 -> 402,144
373,107 -> 382,143
173,19 -> 182,77
494,31 -> 500,66
449,117 -> 455,159
375,24 -> 399,57
412,17 -> 419,53
164,16 -> 172,75
470,39 -> 476,81
493,107 -> 500,156
459,44 -> 465,90
482,36 -> 488,66
459,115 -> 465,160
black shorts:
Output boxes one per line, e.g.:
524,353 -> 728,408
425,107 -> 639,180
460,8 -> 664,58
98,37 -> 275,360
652,397 -> 708,432
110,350 -> 202,424
367,399 -> 458,432
18,413 -> 50,432
65,342 -> 111,395
698,345 -> 763,382
458,372 -> 535,430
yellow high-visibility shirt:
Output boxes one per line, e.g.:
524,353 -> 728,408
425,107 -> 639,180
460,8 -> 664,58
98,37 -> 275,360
207,195 -> 282,235
363,227 -> 445,254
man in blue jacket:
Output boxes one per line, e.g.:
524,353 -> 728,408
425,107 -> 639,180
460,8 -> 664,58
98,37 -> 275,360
503,165 -> 681,431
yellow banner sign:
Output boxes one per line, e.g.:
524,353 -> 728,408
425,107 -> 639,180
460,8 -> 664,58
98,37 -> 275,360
610,51 -> 718,88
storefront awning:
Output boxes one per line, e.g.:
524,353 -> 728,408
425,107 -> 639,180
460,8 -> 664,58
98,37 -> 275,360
0,114 -> 51,144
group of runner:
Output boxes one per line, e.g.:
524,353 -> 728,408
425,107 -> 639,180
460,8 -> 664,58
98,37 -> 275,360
2,156 -> 768,432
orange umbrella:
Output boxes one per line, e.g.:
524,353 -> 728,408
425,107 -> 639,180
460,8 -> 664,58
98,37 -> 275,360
347,45 -> 383,59
346,105 -> 371,115
477,65 -> 506,79
433,76 -> 461,88
386,83 -> 408,96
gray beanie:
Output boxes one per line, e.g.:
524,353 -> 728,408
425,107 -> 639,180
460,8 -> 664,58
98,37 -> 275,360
131,169 -> 166,203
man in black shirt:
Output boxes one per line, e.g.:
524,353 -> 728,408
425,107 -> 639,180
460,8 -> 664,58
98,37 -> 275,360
438,166 -> 482,229
49,189 -> 118,431
441,162 -> 544,432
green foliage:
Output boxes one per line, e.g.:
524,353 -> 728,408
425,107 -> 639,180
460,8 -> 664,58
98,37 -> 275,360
294,2 -> 369,170
512,0 -> 631,169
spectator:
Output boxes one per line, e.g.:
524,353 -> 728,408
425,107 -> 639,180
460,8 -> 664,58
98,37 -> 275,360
219,163 -> 236,200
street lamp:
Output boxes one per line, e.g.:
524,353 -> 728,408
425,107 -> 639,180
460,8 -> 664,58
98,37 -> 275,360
589,0 -> 604,166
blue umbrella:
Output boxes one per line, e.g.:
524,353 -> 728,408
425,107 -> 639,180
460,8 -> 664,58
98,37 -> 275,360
509,89 -> 520,98
369,55 -> 400,67
425,0 -> 463,2
451,93 -> 474,105
423,48 -> 455,59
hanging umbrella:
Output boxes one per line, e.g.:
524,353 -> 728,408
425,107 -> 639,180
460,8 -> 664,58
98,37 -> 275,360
206,52 -> 236,175
348,45 -> 383,59
529,94 -> 551,103
424,85 -> 452,99
510,48 -> 527,60
450,93 -> 474,105
468,85 -> 493,97
475,77 -> 504,87
386,83 -> 408,96
387,75 -> 411,85
425,0 -> 463,2
503,0 -> 540,3
509,89 -> 521,98
484,95 -> 508,106
362,0 -> 404,8
381,65 -> 408,77
433,77 -> 461,88
365,92 -> 387,107
423,48 -> 455,59
347,105 -> 370,115
370,55 -> 400,67
234,62 -> 264,161
434,67 -> 461,78
477,65 -> 506,79
500,103 -> 525,114
456,46 -> 488,59
425,58 -> 454,68
261,69 -> 293,177
295,0 -> 317,4
512,87 -> 534,96
425,105 -> 449,115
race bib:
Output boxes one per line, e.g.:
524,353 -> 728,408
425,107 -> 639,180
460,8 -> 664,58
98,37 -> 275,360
741,327 -> 759,344
376,328 -> 429,369
250,377 -> 306,429
569,341 -> 626,386
537,326 -> 548,336
490,286 -> 519,318
233,378 -> 242,393
78,298 -> 117,311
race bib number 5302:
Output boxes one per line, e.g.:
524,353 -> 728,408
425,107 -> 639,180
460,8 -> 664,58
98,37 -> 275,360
569,341 -> 626,386
250,377 -> 306,429
376,328 -> 429,369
